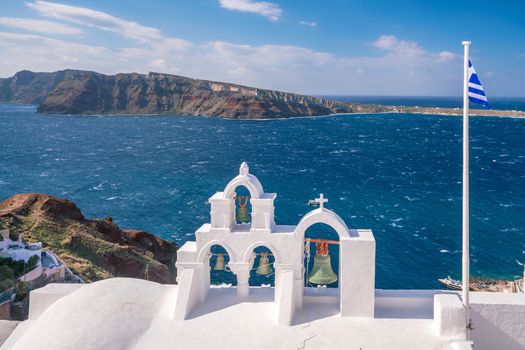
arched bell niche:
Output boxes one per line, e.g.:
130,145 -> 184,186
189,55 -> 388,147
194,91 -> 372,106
304,223 -> 340,289
233,185 -> 252,225
248,245 -> 277,287
208,244 -> 237,286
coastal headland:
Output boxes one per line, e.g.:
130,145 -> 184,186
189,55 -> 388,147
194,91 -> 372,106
1,69 -> 523,119
0,193 -> 177,283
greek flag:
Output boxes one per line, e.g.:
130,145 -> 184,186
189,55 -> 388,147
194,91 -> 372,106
468,60 -> 490,108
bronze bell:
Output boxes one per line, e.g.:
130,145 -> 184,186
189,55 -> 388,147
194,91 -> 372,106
236,207 -> 250,223
236,196 -> 251,223
213,253 -> 226,271
256,252 -> 273,276
308,241 -> 337,285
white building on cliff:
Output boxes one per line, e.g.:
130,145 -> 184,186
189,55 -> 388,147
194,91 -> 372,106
1,163 -> 524,350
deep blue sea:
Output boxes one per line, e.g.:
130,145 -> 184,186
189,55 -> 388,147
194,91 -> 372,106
1,101 -> 524,289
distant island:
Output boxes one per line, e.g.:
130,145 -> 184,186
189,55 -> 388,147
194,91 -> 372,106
0,69 -> 523,119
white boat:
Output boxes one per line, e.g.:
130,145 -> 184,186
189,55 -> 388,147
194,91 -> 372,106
438,276 -> 462,290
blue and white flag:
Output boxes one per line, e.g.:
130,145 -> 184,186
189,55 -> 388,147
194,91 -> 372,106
468,60 -> 490,108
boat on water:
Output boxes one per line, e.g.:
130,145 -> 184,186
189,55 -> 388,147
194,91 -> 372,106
438,276 -> 463,290
438,275 -> 524,292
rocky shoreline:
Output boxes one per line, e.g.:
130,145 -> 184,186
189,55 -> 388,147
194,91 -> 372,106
0,194 -> 177,283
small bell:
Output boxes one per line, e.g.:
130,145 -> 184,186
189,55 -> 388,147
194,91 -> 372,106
213,253 -> 226,271
236,207 -> 250,223
256,252 -> 273,276
236,196 -> 251,223
308,240 -> 337,285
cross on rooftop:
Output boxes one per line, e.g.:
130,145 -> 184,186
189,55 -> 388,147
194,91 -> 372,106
315,193 -> 328,209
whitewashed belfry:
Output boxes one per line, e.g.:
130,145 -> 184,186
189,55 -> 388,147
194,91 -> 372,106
174,162 -> 376,325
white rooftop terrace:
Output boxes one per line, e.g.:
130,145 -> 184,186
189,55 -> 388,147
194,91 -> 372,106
2,278 -> 524,350
0,279 -> 457,350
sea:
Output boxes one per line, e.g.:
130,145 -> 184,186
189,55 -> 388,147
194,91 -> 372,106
1,97 -> 524,289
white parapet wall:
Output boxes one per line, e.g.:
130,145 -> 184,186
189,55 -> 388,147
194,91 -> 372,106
470,292 -> 525,350
433,293 -> 466,339
339,229 -> 375,317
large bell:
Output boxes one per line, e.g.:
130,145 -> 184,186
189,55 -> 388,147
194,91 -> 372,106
308,241 -> 337,285
213,253 -> 226,271
256,252 -> 273,276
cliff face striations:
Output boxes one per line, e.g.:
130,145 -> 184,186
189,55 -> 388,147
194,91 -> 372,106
0,194 -> 178,283
0,70 -> 68,105
0,69 -> 391,118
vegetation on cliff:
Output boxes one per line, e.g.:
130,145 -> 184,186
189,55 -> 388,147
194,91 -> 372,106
0,194 -> 177,283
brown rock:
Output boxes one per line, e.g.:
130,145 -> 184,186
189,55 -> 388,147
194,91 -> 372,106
0,69 -> 392,118
0,194 -> 177,284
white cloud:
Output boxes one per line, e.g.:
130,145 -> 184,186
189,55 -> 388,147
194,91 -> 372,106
372,35 -> 398,50
370,35 -> 460,67
219,0 -> 282,21
26,1 -> 190,50
0,32 -> 122,73
371,35 -> 426,59
0,29 -> 463,95
0,16 -> 82,35
0,4 -> 469,96
437,51 -> 457,63
299,21 -> 317,27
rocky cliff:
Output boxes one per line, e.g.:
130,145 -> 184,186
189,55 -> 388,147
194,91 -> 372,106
0,194 -> 177,283
0,70 -> 68,105
0,70 -> 392,118
2,69 -> 522,119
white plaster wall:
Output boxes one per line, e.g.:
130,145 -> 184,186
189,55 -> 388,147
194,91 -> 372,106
339,230 -> 375,317
276,270 -> 295,325
433,294 -> 466,339
19,265 -> 43,282
21,249 -> 40,263
470,292 -> 525,350
28,283 -> 85,320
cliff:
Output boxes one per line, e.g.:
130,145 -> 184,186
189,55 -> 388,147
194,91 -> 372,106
0,194 -> 177,283
0,70 -> 391,119
2,70 -> 523,119
0,70 -> 68,105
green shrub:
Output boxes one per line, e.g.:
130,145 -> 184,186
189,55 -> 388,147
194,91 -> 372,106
0,265 -> 15,292
0,265 -> 14,280
8,231 -> 19,241
27,255 -> 40,270
0,279 -> 13,292
14,280 -> 26,301
0,257 -> 28,278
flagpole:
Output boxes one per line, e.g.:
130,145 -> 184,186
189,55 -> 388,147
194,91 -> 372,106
462,40 -> 471,337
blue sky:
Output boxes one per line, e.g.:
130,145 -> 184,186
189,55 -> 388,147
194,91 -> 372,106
0,0 -> 524,96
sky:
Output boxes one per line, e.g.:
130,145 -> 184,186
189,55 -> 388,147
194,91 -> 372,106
0,0 -> 524,96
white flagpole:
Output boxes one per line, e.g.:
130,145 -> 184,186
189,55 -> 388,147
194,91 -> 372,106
461,40 -> 471,337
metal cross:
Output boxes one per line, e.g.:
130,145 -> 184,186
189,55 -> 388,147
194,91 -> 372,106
315,193 -> 328,209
